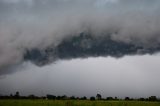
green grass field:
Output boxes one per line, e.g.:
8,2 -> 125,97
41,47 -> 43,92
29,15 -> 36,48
0,100 -> 160,106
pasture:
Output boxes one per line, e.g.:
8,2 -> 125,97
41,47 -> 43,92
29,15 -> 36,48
0,100 -> 160,106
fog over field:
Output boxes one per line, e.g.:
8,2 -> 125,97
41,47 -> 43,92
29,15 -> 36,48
0,0 -> 160,98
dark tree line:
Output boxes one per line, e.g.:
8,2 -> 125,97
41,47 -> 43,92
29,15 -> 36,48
46,95 -> 87,100
0,92 -> 45,100
0,92 -> 159,102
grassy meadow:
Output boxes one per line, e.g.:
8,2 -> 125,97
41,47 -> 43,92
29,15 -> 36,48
0,100 -> 160,106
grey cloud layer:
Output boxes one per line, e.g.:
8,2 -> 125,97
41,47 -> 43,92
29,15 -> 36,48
0,0 -> 160,74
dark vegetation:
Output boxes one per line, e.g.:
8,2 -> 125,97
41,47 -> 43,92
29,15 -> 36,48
0,91 -> 159,102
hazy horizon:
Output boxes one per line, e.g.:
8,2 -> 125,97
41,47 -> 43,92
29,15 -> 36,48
1,54 -> 160,98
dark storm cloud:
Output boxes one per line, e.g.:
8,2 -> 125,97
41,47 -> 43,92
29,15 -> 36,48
0,0 -> 160,74
24,33 -> 160,66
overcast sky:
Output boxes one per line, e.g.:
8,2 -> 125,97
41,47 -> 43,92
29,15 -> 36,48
1,54 -> 160,98
0,0 -> 160,98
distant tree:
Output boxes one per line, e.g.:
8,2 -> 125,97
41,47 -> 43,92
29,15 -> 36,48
96,94 -> 102,100
114,97 -> 118,100
125,97 -> 130,101
14,91 -> 20,99
46,94 -> 56,100
28,94 -> 36,99
139,98 -> 145,101
56,96 -> 61,100
149,96 -> 157,101
15,92 -> 19,96
41,96 -> 46,99
10,94 -> 13,98
70,96 -> 76,100
90,96 -> 95,101
76,97 -> 80,100
62,95 -> 68,100
106,97 -> 113,100
80,96 -> 87,100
